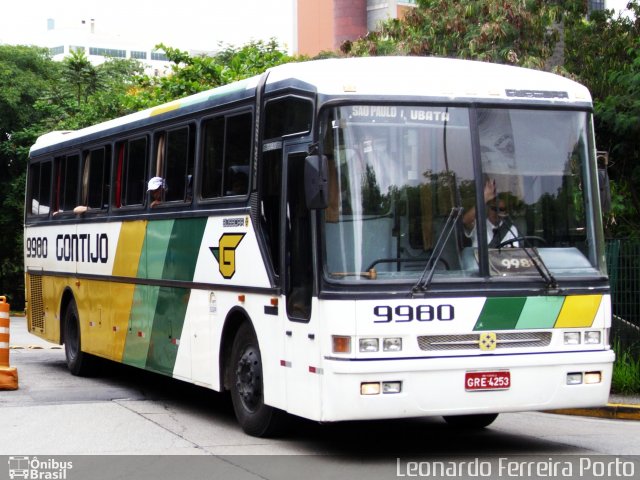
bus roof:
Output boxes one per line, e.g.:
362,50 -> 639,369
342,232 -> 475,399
30,56 -> 592,156
266,56 -> 591,103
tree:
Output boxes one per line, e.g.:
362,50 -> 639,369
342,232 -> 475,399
0,45 -> 59,307
342,0 -> 561,69
564,1 -> 640,235
126,40 -> 296,109
62,49 -> 102,107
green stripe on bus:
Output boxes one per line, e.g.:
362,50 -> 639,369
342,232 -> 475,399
162,217 -> 208,281
474,297 -> 526,331
123,285 -> 160,368
515,296 -> 565,329
123,218 -> 206,372
146,286 -> 190,375
142,220 -> 175,279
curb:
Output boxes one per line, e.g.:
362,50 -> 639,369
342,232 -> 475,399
10,344 -> 63,350
547,403 -> 640,421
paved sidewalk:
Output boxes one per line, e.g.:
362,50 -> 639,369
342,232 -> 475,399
548,393 -> 640,421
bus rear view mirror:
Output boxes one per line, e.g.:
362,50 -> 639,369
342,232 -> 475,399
304,154 -> 328,210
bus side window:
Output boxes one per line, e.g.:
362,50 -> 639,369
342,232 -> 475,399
75,146 -> 111,214
150,125 -> 195,205
259,149 -> 282,276
286,152 -> 312,320
27,160 -> 52,216
223,113 -> 251,196
114,137 -> 148,208
263,97 -> 312,139
201,111 -> 252,199
201,117 -> 224,198
53,154 -> 80,216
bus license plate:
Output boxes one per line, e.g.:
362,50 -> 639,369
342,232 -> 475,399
465,371 -> 510,391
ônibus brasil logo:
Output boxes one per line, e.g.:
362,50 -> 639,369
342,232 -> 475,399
8,456 -> 73,479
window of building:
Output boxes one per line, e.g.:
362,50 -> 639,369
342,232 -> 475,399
89,47 -> 126,58
151,51 -> 168,61
130,50 -> 147,60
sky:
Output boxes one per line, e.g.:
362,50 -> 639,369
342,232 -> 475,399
0,0 -> 295,52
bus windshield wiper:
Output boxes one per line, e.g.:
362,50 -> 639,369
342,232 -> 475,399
503,221 -> 559,291
412,207 -> 463,296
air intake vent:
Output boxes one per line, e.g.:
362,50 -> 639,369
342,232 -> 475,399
29,274 -> 45,332
418,332 -> 552,351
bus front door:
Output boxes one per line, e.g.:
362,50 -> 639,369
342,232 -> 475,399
282,147 -> 322,419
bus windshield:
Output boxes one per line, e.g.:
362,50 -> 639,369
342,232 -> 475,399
320,105 -> 603,283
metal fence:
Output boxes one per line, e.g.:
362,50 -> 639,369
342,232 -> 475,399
607,238 -> 640,353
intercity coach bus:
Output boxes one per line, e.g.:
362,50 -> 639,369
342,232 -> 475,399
24,57 -> 613,436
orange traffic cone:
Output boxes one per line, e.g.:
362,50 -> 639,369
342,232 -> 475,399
0,296 -> 18,390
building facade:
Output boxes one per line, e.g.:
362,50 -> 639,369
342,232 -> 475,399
296,0 -> 417,57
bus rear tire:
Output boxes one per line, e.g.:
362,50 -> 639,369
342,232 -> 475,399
63,299 -> 96,377
443,413 -> 498,429
229,322 -> 287,437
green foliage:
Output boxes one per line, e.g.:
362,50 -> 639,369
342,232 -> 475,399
0,45 -> 58,307
343,0 -> 560,68
126,39 -> 295,110
564,1 -> 640,236
53,53 -> 145,130
612,338 -> 640,394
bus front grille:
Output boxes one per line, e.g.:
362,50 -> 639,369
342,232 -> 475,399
417,332 -> 552,351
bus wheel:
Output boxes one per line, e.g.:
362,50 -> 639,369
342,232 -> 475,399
443,413 -> 498,429
63,299 -> 95,376
229,322 -> 286,437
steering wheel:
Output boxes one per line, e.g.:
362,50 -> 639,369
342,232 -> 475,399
496,236 -> 547,249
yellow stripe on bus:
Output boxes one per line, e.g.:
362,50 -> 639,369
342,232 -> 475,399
554,295 -> 602,328
112,221 -> 147,277
150,102 -> 180,116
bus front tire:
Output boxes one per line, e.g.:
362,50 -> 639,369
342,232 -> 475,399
63,299 -> 96,377
442,413 -> 499,429
229,322 -> 286,437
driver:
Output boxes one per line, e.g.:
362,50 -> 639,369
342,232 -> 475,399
463,179 -> 519,248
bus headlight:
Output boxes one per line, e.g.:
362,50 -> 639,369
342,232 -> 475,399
359,338 -> 379,352
566,372 -> 583,385
584,331 -> 601,345
382,381 -> 402,394
383,337 -> 402,352
564,332 -> 581,345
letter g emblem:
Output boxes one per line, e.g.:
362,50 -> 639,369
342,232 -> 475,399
210,233 -> 246,279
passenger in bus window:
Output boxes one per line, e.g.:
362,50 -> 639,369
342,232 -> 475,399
148,176 -> 166,207
463,179 -> 519,248
227,169 -> 248,196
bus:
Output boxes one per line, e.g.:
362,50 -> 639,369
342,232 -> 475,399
24,56 -> 614,436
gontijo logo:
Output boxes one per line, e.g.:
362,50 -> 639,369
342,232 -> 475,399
210,233 -> 246,279
8,456 -> 73,479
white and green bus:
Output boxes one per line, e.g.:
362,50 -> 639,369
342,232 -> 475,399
24,57 -> 613,436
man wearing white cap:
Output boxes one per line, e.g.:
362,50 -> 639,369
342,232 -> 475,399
148,177 -> 166,208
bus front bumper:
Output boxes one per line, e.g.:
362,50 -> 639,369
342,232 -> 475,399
317,350 -> 615,422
